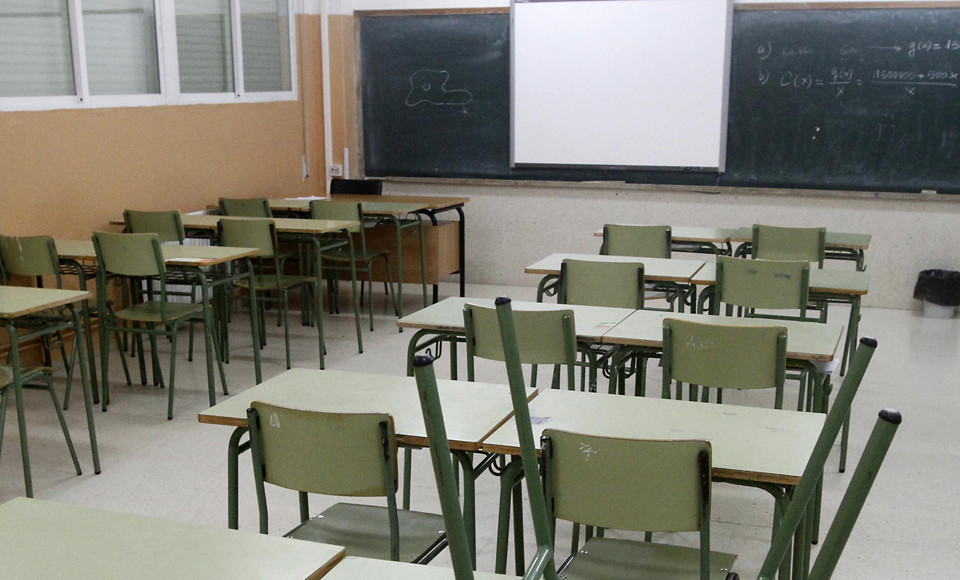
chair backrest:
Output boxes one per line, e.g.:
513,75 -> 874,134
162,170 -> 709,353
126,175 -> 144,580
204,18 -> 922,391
217,218 -> 278,259
218,197 -> 274,218
463,303 -> 577,389
542,430 -> 710,533
123,209 -> 185,244
330,178 -> 383,195
715,255 -> 810,314
92,231 -> 165,278
600,224 -> 671,259
662,318 -> 787,406
559,259 -> 644,309
247,402 -> 396,497
747,337 -> 892,580
752,224 -> 826,267
310,200 -> 363,234
0,235 -> 61,284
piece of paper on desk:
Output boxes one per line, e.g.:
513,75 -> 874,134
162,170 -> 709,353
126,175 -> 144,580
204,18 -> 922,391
813,358 -> 840,375
284,196 -> 326,201
171,258 -> 208,263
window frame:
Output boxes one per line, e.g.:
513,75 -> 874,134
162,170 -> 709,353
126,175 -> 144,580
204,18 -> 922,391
0,0 -> 298,112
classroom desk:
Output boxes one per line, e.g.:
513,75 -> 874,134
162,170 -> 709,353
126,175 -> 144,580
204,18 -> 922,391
271,194 -> 471,300
260,199 -> 431,313
524,252 -> 706,308
0,287 -> 100,493
0,497 -> 345,580
593,225 -> 872,270
55,239 -> 265,396
397,296 -> 635,378
198,367 -> 534,559
691,263 -> 868,377
482,388 -> 824,576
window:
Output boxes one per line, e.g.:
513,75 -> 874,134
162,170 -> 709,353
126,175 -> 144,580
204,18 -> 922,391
0,0 -> 296,110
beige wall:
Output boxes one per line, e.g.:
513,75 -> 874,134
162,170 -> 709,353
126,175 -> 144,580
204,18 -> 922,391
0,13 -> 326,240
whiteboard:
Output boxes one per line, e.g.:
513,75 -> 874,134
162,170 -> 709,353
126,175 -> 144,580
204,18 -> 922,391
511,0 -> 733,170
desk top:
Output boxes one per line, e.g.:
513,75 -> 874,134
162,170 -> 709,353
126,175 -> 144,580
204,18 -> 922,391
691,263 -> 870,296
601,309 -> 843,362
321,557 -> 515,580
262,194 -> 469,213
271,197 -> 429,217
482,389 -> 824,486
198,368 -> 535,452
593,225 -> 872,249
396,297 -> 635,343
0,497 -> 344,580
0,287 -> 91,318
524,253 -> 705,283
56,239 -> 258,268
180,214 -> 359,234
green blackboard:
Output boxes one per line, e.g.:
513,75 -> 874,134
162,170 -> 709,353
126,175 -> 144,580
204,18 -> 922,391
359,7 -> 960,193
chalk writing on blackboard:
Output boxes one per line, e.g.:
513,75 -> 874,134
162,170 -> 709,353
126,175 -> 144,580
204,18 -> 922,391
405,69 -> 474,107
752,39 -> 959,96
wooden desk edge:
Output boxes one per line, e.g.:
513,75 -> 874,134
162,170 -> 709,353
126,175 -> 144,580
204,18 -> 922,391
0,290 -> 92,318
307,549 -> 346,580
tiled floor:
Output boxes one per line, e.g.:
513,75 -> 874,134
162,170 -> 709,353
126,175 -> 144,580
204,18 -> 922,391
0,282 -> 954,578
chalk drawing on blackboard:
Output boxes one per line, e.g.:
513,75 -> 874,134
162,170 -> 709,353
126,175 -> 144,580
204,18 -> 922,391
405,69 -> 474,107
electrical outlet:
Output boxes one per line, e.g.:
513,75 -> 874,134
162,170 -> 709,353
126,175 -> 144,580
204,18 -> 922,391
329,164 -> 343,177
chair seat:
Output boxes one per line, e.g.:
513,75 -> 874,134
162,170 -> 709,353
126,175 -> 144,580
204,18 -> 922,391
322,246 -> 388,264
286,502 -> 447,563
114,301 -> 203,323
235,274 -> 316,292
559,536 -> 736,580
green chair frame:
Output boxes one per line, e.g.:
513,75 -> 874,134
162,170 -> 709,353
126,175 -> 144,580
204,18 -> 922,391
463,303 -> 579,391
246,402 -> 447,563
217,218 -> 326,369
93,231 -> 226,419
662,318 -> 787,407
600,224 -> 671,258
414,341 -> 556,579
0,364 -> 81,497
218,197 -> 274,218
712,256 -> 812,320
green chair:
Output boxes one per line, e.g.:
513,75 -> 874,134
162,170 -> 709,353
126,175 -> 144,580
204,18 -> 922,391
217,218 -> 325,369
123,209 -> 187,243
558,259 -> 644,309
712,256 -> 817,321
310,200 -> 397,353
0,236 -> 76,386
600,224 -> 671,258
541,431 -> 736,580
413,342 -> 556,579
662,318 -> 787,407
0,364 -> 81,497
463,303 -> 579,391
600,224 -> 682,310
245,402 -> 448,563
218,197 -> 274,218
93,231 -> 225,419
751,224 -> 826,268
559,259 -> 647,395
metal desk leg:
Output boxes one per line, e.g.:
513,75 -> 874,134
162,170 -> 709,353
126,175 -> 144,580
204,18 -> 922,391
70,307 -> 101,474
495,459 -> 524,574
227,427 -> 250,530
5,327 -> 33,497
242,258 -> 263,384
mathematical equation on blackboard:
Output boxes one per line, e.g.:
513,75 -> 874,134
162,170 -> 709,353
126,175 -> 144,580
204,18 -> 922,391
752,38 -> 960,96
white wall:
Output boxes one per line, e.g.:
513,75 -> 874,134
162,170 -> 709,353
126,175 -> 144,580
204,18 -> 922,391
336,0 -> 960,310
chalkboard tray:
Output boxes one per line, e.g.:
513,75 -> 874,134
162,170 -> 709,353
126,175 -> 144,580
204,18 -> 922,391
358,6 -> 960,194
